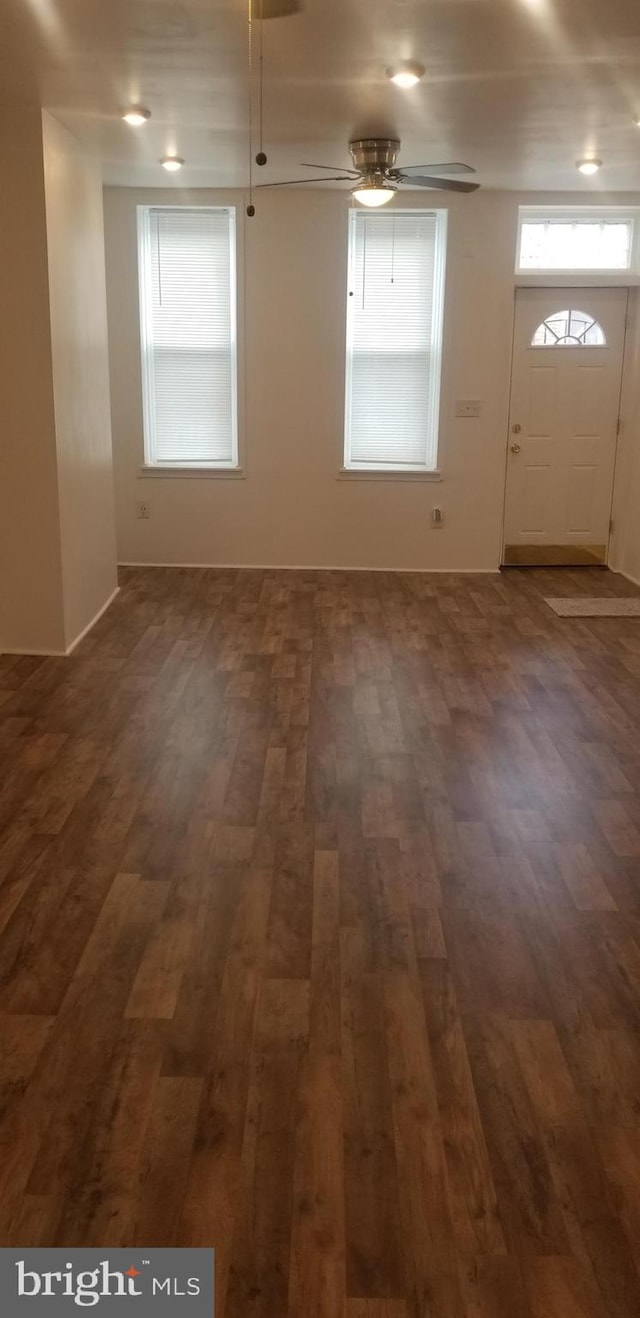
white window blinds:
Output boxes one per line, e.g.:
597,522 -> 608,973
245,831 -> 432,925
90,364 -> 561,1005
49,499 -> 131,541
344,210 -> 446,471
138,206 -> 238,466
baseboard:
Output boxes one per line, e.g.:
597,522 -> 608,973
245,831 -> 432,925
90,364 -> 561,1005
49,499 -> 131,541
1,587 -> 120,660
65,586 -> 120,655
612,566 -> 640,589
0,645 -> 68,657
118,561 -> 501,574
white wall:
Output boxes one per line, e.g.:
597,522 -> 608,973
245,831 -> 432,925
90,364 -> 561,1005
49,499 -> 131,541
0,110 -> 65,653
43,113 -> 118,647
0,111 -> 118,655
104,185 -> 640,572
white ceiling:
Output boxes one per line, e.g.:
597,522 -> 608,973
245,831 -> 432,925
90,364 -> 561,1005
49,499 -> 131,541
6,0 -> 640,190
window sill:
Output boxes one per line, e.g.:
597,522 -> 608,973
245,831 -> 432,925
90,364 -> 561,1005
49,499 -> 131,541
138,465 -> 245,480
338,467 -> 442,482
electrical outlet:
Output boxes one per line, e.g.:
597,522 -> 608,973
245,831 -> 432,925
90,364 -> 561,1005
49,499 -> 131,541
136,501 -> 151,519
432,506 -> 444,528
455,399 -> 482,418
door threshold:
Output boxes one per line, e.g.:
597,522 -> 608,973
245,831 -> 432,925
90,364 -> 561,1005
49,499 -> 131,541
502,543 -> 606,568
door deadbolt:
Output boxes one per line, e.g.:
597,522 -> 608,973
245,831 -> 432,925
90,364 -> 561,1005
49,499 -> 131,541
512,423 -> 522,433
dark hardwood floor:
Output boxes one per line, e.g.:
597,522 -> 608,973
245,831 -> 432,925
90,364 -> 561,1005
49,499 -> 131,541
2,564 -> 640,1317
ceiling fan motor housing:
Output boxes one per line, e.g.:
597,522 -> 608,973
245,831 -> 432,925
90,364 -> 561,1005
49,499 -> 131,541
349,138 -> 401,172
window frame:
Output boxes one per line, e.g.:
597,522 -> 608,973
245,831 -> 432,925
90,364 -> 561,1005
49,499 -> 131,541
137,204 -> 241,474
530,307 -> 607,349
515,206 -> 640,284
342,207 -> 447,478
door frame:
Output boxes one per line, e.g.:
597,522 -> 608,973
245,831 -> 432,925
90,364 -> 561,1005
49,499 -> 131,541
500,286 -> 629,568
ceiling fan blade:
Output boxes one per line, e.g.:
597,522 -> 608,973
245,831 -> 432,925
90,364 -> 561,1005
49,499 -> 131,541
398,174 -> 480,192
393,162 -> 476,177
255,176 -> 355,187
300,162 -> 359,176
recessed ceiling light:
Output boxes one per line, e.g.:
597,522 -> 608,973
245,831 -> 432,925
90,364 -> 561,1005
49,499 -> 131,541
386,60 -> 425,89
122,106 -> 151,126
634,117 -> 640,127
161,156 -> 184,172
576,158 -> 602,175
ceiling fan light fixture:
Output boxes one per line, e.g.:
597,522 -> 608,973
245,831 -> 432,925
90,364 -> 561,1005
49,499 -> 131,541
576,157 -> 602,175
161,156 -> 184,172
352,181 -> 396,207
122,106 -> 151,126
386,60 -> 425,89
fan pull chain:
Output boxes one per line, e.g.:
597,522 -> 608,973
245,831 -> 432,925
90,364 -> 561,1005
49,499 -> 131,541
247,0 -> 268,216
246,0 -> 255,216
256,0 -> 267,166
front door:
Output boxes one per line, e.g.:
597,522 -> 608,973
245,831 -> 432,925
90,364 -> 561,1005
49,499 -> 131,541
503,287 -> 627,566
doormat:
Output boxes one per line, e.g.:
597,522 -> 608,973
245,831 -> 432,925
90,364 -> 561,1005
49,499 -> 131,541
544,597 -> 640,617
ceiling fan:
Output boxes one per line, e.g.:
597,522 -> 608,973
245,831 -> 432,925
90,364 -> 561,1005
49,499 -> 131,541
256,138 -> 480,207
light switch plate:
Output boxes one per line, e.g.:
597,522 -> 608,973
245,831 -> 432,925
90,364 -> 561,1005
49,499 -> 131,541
456,399 -> 482,418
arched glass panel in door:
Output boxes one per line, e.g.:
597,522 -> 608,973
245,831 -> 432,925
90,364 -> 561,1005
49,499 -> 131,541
531,308 -> 606,347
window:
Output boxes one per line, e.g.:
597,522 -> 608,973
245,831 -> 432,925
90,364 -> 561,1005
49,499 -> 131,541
344,210 -> 446,472
531,309 -> 606,347
138,206 -> 238,468
517,211 -> 634,272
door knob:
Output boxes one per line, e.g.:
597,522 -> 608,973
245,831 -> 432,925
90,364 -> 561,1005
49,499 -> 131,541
512,423 -> 522,433
510,443 -> 521,454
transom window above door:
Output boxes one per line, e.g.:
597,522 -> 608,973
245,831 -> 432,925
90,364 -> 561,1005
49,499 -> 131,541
517,209 -> 637,272
515,207 -> 640,284
519,220 -> 632,271
531,308 -> 607,347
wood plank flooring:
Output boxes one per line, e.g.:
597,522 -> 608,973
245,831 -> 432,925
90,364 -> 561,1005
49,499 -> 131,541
2,564 -> 640,1317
